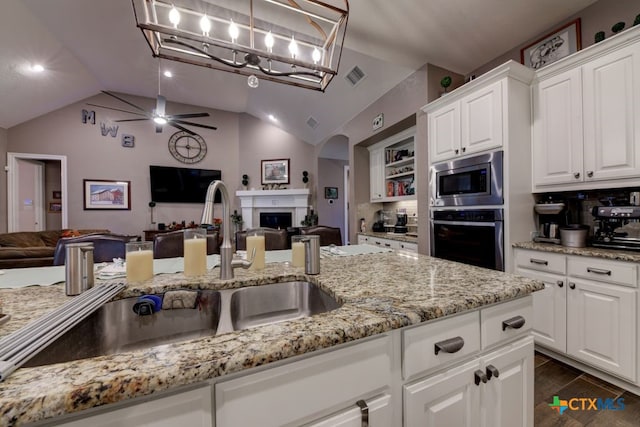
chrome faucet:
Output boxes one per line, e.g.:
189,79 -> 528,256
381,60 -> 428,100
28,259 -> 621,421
201,180 -> 251,280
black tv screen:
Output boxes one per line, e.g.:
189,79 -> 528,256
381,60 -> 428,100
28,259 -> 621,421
149,165 -> 221,204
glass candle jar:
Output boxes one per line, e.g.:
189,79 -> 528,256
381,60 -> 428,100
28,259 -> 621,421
126,241 -> 154,282
184,229 -> 207,276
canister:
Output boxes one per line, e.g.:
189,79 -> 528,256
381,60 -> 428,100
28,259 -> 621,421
65,243 -> 94,296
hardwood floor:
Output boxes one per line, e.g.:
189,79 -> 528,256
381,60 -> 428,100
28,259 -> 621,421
535,352 -> 640,426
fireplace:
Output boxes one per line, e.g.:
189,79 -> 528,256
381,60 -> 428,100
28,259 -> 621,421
260,212 -> 292,229
235,189 -> 310,229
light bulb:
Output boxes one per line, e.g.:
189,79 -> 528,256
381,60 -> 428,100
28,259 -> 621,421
31,64 -> 45,72
288,36 -> 298,58
247,74 -> 259,88
153,116 -> 167,125
229,20 -> 239,42
163,70 -> 173,78
312,47 -> 322,64
264,31 -> 274,52
200,15 -> 211,35
168,6 -> 180,28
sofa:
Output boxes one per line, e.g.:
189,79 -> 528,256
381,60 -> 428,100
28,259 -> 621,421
0,229 -> 110,269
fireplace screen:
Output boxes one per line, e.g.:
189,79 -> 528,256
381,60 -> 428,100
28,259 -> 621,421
260,212 -> 292,229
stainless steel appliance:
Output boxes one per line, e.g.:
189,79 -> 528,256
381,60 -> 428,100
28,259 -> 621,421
394,211 -> 408,234
533,202 -> 566,244
430,209 -> 504,271
430,151 -> 503,207
592,206 -> 640,250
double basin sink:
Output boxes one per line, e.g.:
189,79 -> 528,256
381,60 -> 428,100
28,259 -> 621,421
25,281 -> 341,367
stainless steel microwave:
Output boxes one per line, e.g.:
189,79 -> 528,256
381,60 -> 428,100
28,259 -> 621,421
429,150 -> 503,206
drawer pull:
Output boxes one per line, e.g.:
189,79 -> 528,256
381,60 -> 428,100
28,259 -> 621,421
375,241 -> 381,245
529,258 -> 548,266
587,267 -> 612,276
569,282 -> 576,290
486,364 -> 500,380
557,280 -> 564,287
434,336 -> 465,355
474,370 -> 488,386
356,399 -> 369,427
501,315 -> 525,331
384,243 -> 391,247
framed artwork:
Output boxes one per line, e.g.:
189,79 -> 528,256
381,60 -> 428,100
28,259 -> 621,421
83,179 -> 131,210
48,202 -> 62,213
324,187 -> 339,199
52,190 -> 62,199
520,18 -> 581,69
261,159 -> 290,185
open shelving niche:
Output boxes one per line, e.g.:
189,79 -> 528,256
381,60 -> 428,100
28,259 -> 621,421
369,126 -> 416,202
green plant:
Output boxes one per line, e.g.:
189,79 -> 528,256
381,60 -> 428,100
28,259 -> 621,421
241,174 -> 249,186
301,209 -> 317,226
611,21 -> 625,33
302,170 -> 309,184
230,210 -> 243,225
440,76 -> 452,91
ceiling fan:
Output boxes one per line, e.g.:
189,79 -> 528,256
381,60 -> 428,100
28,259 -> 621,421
87,91 -> 217,135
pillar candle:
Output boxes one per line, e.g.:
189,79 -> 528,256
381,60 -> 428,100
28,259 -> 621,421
184,237 -> 207,276
126,249 -> 154,282
246,235 -> 265,270
291,242 -> 305,268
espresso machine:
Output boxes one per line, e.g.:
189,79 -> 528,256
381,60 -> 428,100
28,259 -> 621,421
394,209 -> 408,234
372,210 -> 386,232
533,202 -> 566,244
591,206 -> 640,250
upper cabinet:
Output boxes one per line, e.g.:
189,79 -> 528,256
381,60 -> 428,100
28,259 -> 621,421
368,126 -> 416,202
532,27 -> 640,191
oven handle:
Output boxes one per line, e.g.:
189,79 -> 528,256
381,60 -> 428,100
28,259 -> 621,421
432,220 -> 500,227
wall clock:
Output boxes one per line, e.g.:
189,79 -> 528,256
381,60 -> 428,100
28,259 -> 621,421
168,131 -> 207,164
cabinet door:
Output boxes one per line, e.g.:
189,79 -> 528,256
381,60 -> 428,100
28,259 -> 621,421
566,278 -> 637,381
583,43 -> 640,182
369,148 -> 385,201
532,68 -> 584,187
461,80 -> 503,156
429,102 -> 461,163
481,336 -> 534,427
404,359 -> 480,427
515,268 -> 567,353
306,394 -> 392,427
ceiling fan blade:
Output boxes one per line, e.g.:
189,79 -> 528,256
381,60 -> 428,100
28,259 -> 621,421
167,112 -> 210,119
169,122 -> 196,135
155,95 -> 166,117
171,119 -> 218,130
86,103 -> 148,117
114,118 -> 150,123
101,91 -> 147,113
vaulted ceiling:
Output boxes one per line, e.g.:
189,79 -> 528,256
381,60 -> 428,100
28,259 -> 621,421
1,0 -> 596,144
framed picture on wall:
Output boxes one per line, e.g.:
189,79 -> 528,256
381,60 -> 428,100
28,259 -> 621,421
324,187 -> 339,199
52,191 -> 62,199
48,202 -> 62,213
520,18 -> 581,69
83,179 -> 131,210
261,159 -> 290,185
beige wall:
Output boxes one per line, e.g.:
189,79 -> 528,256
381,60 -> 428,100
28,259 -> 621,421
469,0 -> 639,77
0,127 -> 7,233
5,94 -> 315,236
44,160 -> 62,230
316,157 -> 348,242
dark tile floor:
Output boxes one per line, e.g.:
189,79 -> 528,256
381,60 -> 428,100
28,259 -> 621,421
535,352 -> 640,426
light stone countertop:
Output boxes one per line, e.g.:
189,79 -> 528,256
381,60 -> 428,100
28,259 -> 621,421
358,231 -> 418,244
513,241 -> 640,263
0,252 -> 542,426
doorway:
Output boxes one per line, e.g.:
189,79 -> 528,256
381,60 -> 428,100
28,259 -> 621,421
7,153 -> 68,232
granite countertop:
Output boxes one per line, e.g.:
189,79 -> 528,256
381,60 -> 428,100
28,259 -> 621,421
513,241 -> 640,263
0,252 -> 542,426
358,231 -> 418,244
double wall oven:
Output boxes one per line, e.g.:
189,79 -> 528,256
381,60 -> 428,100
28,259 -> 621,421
429,151 -> 505,271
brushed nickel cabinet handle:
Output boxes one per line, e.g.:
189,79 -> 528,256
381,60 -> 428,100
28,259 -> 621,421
569,282 -> 576,289
574,172 -> 581,179
356,400 -> 369,427
474,370 -> 488,386
587,171 -> 594,178
486,364 -> 500,380
557,280 -> 564,287
529,258 -> 548,265
455,149 -> 459,154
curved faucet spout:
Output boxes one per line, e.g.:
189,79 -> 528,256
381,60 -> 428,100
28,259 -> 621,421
201,180 -> 234,279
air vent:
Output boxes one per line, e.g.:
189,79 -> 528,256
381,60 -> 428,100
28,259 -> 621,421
306,116 -> 319,129
345,65 -> 366,87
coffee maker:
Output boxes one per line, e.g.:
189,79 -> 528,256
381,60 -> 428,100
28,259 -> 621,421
394,210 -> 408,234
372,210 -> 386,232
533,202 -> 566,244
592,206 -> 640,250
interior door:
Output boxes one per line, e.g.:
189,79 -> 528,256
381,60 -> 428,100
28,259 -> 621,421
16,159 -> 45,231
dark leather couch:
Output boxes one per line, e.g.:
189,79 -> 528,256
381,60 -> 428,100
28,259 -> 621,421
52,233 -> 140,265
300,225 -> 343,246
153,230 -> 220,259
235,228 -> 289,250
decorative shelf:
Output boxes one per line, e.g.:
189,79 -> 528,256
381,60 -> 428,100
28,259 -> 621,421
386,171 -> 414,179
385,156 -> 415,168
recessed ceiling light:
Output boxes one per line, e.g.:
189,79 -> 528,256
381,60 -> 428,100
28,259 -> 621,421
268,114 -> 277,122
31,64 -> 45,73
163,70 -> 173,78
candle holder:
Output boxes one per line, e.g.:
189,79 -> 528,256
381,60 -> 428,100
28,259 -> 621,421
126,241 -> 154,282
246,229 -> 265,270
184,229 -> 207,277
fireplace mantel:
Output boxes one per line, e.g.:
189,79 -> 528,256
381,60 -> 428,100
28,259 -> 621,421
236,189 -> 310,229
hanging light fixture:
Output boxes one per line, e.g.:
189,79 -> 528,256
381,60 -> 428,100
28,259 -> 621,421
131,0 -> 349,92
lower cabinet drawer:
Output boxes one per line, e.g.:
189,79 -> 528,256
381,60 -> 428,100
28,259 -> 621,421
480,296 -> 532,350
215,335 -> 392,427
515,249 -> 566,275
403,311 -> 480,381
567,256 -> 637,288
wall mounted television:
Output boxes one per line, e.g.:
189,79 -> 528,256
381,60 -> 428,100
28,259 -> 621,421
149,165 -> 221,204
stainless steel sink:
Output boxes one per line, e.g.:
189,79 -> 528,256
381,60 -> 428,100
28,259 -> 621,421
24,281 -> 340,367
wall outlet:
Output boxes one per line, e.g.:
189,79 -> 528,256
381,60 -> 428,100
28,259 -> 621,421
372,113 -> 384,131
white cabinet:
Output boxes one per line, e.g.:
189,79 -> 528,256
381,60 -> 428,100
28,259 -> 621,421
532,33 -> 640,190
357,234 -> 418,253
514,248 -> 638,382
428,80 -> 503,163
404,337 -> 533,427
306,394 -> 392,427
368,127 -> 416,202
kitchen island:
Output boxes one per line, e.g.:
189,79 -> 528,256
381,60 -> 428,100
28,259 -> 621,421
0,251 -> 543,426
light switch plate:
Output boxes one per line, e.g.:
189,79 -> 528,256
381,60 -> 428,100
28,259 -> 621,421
372,113 -> 384,130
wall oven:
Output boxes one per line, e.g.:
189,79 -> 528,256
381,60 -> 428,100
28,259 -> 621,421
430,150 -> 503,206
430,209 -> 504,271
